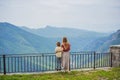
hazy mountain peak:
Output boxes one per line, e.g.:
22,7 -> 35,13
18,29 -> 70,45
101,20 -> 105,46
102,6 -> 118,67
20,24 -> 110,38
0,22 -> 17,27
111,29 -> 120,39
0,22 -> 55,54
117,29 -> 120,33
0,22 -> 10,24
45,25 -> 53,28
44,25 -> 61,30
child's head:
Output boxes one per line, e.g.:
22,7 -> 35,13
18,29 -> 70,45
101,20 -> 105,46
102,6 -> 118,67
56,42 -> 61,47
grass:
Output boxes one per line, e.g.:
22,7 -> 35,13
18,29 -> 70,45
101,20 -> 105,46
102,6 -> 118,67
0,67 -> 120,80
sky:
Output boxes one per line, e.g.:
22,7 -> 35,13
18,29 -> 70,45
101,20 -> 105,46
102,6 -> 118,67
0,0 -> 120,32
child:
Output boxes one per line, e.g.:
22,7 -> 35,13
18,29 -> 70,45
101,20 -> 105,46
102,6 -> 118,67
55,42 -> 63,71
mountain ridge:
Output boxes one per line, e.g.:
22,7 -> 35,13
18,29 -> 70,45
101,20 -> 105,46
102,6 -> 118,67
84,29 -> 120,52
0,22 -> 120,54
21,25 -> 110,38
0,22 -> 54,54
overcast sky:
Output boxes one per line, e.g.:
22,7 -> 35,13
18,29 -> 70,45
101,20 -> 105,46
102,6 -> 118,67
0,0 -> 120,32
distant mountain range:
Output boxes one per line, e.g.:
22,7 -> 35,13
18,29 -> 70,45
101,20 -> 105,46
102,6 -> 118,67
96,30 -> 120,52
21,26 -> 109,38
0,22 -> 120,54
0,22 -> 54,54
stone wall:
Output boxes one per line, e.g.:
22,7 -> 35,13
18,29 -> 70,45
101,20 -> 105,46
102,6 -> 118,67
110,45 -> 120,67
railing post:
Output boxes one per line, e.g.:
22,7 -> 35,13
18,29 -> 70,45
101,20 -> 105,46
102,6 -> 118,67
110,52 -> 112,67
3,55 -> 6,75
93,52 -> 96,69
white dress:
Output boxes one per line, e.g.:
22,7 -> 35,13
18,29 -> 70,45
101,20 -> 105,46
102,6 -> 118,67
62,51 -> 70,71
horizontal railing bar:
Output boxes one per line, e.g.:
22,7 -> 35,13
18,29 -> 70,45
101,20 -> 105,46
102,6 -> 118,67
0,51 -> 95,55
0,52 -> 111,57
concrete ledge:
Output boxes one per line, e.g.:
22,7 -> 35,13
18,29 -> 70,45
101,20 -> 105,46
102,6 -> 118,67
0,67 -> 111,75
110,45 -> 120,48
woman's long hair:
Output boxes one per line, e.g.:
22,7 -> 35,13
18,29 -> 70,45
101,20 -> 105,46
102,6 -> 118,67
62,37 -> 69,49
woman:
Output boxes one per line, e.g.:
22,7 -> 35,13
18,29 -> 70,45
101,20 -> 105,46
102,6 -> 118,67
61,37 -> 70,72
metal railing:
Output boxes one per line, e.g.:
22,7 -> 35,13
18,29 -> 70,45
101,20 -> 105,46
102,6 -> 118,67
0,51 -> 112,74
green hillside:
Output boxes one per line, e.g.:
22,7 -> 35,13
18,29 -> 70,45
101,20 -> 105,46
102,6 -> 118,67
0,22 -> 54,54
